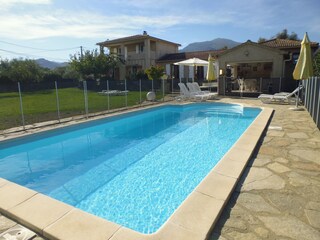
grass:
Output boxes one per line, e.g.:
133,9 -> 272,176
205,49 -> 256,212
0,88 -> 161,130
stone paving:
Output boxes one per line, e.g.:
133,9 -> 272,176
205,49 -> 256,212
209,97 -> 320,240
0,97 -> 319,240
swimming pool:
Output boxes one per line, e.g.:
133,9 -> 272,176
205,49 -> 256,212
0,103 -> 261,234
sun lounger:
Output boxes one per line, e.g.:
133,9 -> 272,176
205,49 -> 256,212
258,85 -> 303,104
98,90 -> 129,96
178,83 -> 209,101
187,82 -> 217,99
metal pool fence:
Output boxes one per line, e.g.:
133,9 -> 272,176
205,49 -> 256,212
303,76 -> 320,129
0,79 -> 181,132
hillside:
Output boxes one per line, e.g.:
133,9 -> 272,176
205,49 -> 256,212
181,38 -> 241,52
36,58 -> 68,69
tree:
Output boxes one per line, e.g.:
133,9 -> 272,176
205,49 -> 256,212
145,65 -> 165,81
274,29 -> 299,40
0,58 -> 44,84
313,50 -> 320,77
258,37 -> 267,43
258,29 -> 300,42
69,49 -> 122,80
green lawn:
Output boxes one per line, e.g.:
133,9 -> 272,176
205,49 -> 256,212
0,88 -> 158,130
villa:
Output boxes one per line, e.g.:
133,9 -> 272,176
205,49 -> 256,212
97,31 -> 180,80
97,32 -> 319,95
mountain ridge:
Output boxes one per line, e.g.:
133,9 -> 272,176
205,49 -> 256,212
36,58 -> 68,69
181,38 -> 241,52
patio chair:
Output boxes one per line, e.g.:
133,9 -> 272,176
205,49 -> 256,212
258,85 -> 303,104
187,82 -> 217,99
178,83 -> 209,101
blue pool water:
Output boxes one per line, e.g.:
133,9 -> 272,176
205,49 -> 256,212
0,103 -> 261,233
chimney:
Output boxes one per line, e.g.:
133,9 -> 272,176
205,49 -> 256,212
143,31 -> 148,35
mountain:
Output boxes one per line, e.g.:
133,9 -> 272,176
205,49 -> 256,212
36,58 -> 68,69
181,38 -> 241,52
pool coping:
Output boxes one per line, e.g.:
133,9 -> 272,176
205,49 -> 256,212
0,102 -> 273,240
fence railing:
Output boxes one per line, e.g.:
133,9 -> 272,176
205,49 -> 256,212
303,77 -> 320,129
0,79 -> 178,132
218,77 -> 286,96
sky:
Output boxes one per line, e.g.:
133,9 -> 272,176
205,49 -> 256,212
0,0 -> 319,62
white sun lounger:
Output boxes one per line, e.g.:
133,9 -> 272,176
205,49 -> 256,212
98,90 -> 129,96
258,85 -> 303,104
186,82 -> 217,99
178,83 -> 209,101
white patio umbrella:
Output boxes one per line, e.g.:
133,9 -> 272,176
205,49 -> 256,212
174,58 -> 208,82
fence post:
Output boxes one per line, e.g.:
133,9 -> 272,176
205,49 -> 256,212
17,82 -> 25,130
171,78 -> 173,94
125,79 -> 128,109
83,81 -> 89,118
55,81 -> 61,122
107,80 -> 110,112
223,76 -> 226,96
139,79 -> 142,106
279,77 -> 282,92
162,78 -> 165,102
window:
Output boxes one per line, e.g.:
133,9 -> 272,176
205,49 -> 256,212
136,44 -> 144,53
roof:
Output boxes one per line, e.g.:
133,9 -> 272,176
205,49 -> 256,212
260,38 -> 319,49
97,33 -> 181,47
157,50 -> 224,63
218,40 -> 283,57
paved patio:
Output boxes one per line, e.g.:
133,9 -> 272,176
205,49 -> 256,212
209,97 -> 320,240
0,97 -> 319,240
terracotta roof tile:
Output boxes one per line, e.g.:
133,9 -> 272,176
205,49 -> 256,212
260,38 -> 319,49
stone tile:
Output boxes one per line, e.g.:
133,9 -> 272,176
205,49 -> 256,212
8,194 -> 72,234
266,191 -> 306,218
267,162 -> 290,173
274,157 -> 289,164
0,182 -> 37,211
196,172 -> 237,200
44,209 -> 120,240
240,168 -> 285,191
258,216 -> 320,240
226,231 -> 258,240
237,193 -> 280,214
0,215 -> 16,232
254,227 -> 270,238
286,132 -> 309,139
267,130 -> 285,137
169,191 -> 224,235
305,209 -> 320,229
289,149 -> 320,164
287,172 -> 320,187
250,157 -> 271,167
208,232 -> 228,240
307,201 -> 320,211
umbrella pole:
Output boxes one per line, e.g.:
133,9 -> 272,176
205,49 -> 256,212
295,80 -> 301,108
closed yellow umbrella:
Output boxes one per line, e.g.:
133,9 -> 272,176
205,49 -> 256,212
292,32 -> 314,109
206,54 -> 216,81
293,32 -> 314,80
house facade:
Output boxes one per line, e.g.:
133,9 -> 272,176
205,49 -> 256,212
158,39 -> 318,94
156,50 -> 224,81
217,39 -> 319,93
97,31 -> 180,80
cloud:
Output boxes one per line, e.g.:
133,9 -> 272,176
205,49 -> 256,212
0,8 -> 224,40
0,0 -> 51,9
